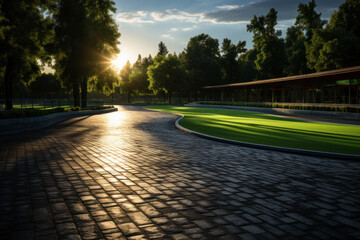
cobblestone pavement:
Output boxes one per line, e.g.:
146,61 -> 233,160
0,106 -> 359,240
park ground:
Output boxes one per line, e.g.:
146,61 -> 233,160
147,105 -> 360,155
0,106 -> 359,239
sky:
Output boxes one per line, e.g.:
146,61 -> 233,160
112,0 -> 345,68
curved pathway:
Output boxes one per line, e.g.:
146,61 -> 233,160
0,106 -> 359,239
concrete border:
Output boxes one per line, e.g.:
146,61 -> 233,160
174,115 -> 360,160
0,107 -> 118,135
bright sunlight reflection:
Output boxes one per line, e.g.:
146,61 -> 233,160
111,52 -> 128,72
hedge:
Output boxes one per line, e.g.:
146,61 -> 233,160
196,102 -> 360,113
0,106 -> 113,119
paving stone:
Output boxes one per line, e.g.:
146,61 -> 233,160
0,106 -> 359,239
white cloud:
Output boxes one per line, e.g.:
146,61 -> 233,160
116,11 -> 154,23
161,34 -> 174,40
182,25 -> 197,31
151,9 -> 203,23
116,8 -> 249,25
170,28 -> 178,31
216,5 -> 240,10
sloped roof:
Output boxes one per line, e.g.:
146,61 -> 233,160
203,66 -> 360,89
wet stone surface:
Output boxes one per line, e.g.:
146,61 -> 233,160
0,105 -> 359,239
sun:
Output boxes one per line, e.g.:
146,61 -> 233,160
111,53 -> 128,72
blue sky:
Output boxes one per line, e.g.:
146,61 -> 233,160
112,0 -> 345,67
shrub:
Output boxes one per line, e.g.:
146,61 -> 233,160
197,101 -> 360,113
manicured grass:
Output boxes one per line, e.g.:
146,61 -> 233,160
147,105 -> 360,155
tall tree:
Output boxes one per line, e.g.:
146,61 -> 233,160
148,54 -> 185,103
184,34 -> 222,97
295,0 -> 327,41
118,61 -> 132,103
285,26 -> 308,75
157,41 -> 168,56
221,38 -> 246,84
130,54 -> 153,95
54,0 -> 120,107
238,49 -> 259,82
0,0 -> 54,110
247,8 -> 287,79
79,0 -> 120,107
306,0 -> 360,71
328,0 -> 360,39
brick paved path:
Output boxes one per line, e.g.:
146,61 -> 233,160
0,106 -> 359,240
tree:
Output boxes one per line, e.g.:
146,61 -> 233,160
238,49 -> 259,82
54,0 -> 120,107
285,26 -> 308,75
79,0 -> 120,107
130,54 -> 153,95
88,69 -> 119,96
328,0 -> 360,38
118,61 -> 132,103
295,0 -> 327,41
30,73 -> 64,98
148,54 -> 185,103
0,0 -> 54,110
157,41 -> 168,56
306,0 -> 360,71
306,28 -> 360,72
221,38 -> 246,84
184,34 -> 223,97
247,8 -> 287,79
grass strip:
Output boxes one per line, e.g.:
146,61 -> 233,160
147,105 -> 360,155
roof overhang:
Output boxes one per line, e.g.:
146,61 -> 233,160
203,66 -> 360,89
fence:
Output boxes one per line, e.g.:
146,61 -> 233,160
0,98 -> 104,110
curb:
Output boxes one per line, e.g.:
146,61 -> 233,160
174,115 -> 360,160
0,107 -> 118,135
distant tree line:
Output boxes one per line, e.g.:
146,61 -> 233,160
1,0 -> 359,107
117,0 -> 360,103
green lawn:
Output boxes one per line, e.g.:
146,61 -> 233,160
147,105 -> 360,155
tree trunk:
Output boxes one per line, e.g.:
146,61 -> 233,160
81,76 -> 87,107
73,76 -> 80,107
127,92 -> 130,103
4,56 -> 14,110
168,92 -> 172,104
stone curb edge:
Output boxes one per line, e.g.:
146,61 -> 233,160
0,107 -> 118,135
174,114 -> 360,161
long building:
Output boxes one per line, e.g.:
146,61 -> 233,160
203,66 -> 360,105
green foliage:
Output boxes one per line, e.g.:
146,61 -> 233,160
157,41 -> 169,56
221,38 -> 246,84
247,8 -> 286,79
117,61 -> 133,102
306,27 -> 360,71
285,26 -> 309,75
30,73 -> 65,98
147,54 -> 185,103
295,0 -> 327,40
53,0 -> 120,106
0,0 -> 55,109
328,0 -> 360,39
184,34 -> 223,91
130,55 -> 153,94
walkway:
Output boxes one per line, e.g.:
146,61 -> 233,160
0,106 -> 359,239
